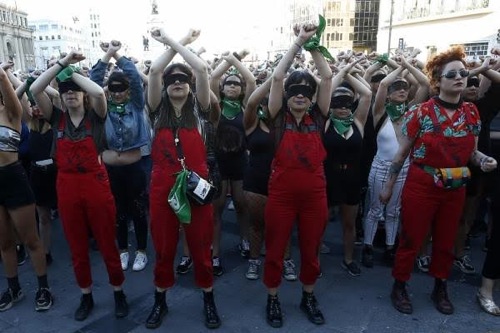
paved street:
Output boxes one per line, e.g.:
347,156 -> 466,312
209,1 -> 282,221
0,202 -> 499,333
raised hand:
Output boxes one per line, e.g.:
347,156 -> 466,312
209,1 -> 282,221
108,40 -> 122,53
62,49 -> 85,66
182,29 -> 201,45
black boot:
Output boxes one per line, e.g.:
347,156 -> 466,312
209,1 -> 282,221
203,290 -> 221,329
300,290 -> 325,325
361,245 -> 374,268
384,246 -> 396,266
74,293 -> 94,321
431,279 -> 454,315
266,294 -> 283,328
390,280 -> 413,314
145,291 -> 168,329
114,290 -> 129,318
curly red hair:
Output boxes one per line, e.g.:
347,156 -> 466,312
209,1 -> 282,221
424,45 -> 467,92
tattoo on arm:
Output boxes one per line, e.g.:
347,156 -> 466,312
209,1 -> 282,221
389,162 -> 403,175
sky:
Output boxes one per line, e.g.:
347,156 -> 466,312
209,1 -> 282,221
13,0 -> 284,61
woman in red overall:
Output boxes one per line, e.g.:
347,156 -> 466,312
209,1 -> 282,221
144,28 -> 220,330
263,23 -> 333,328
30,50 -> 128,321
380,46 -> 497,315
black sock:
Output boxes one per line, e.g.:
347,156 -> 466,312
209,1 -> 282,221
37,275 -> 49,289
7,276 -> 21,291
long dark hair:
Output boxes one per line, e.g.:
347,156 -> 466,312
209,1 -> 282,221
155,63 -> 198,129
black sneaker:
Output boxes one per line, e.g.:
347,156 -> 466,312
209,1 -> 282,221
114,290 -> 129,318
453,255 -> 475,274
341,260 -> 361,277
361,246 -> 374,268
176,256 -> 193,275
35,288 -> 53,311
17,245 -> 27,266
212,256 -> 224,276
0,288 -> 24,312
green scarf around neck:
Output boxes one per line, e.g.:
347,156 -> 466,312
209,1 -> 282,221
331,113 -> 354,135
385,102 -> 407,122
108,99 -> 129,114
222,99 -> 242,119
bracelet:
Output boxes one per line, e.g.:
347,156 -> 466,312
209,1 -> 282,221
56,60 -> 66,68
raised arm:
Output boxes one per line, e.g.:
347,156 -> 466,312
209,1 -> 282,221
219,52 -> 256,105
346,72 -> 372,128
148,28 -> 200,111
0,66 -> 22,126
309,49 -> 333,116
268,24 -> 317,118
400,56 -> 429,107
372,65 -> 404,125
243,76 -> 272,133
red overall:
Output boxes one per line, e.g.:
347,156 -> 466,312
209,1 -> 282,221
150,128 -> 213,289
393,99 -> 480,281
55,112 -> 124,289
264,112 -> 328,288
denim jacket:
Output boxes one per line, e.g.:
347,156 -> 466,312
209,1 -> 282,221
90,57 -> 151,152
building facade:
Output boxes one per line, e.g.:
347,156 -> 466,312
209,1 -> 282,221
29,8 -> 102,69
0,3 -> 34,72
377,0 -> 500,60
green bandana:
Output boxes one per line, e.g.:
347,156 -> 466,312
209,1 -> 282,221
385,102 -> 407,122
108,99 -> 129,114
375,53 -> 389,65
257,108 -> 267,120
303,15 -> 334,62
56,65 -> 80,82
168,169 -> 191,224
331,113 -> 354,135
222,99 -> 242,119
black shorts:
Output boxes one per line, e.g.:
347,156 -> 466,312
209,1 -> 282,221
325,165 -> 361,206
216,151 -> 248,181
0,161 -> 35,209
243,168 -> 270,196
30,163 -> 57,208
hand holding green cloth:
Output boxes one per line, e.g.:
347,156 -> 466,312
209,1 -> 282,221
56,65 -> 80,83
303,15 -> 334,62
168,169 -> 191,224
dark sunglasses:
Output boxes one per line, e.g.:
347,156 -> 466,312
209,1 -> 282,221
441,69 -> 469,79
223,80 -> 242,87
108,83 -> 129,93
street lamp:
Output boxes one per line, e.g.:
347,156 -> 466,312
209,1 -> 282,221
388,0 -> 394,54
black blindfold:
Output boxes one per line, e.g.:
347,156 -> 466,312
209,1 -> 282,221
330,95 -> 355,110
371,73 -> 386,83
58,81 -> 83,94
285,84 -> 314,101
163,73 -> 190,87
467,77 -> 480,88
388,81 -> 409,94
108,83 -> 129,93
223,80 -> 243,87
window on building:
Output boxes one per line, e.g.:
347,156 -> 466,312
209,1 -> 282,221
462,42 -> 489,57
58,35 -> 61,39
45,36 -> 49,40
39,36 -> 43,40
51,35 -> 55,40
51,24 -> 58,29
349,33 -> 354,41
39,24 -> 48,31
350,18 -> 355,26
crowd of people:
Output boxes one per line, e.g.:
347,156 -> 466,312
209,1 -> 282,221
0,20 -> 499,331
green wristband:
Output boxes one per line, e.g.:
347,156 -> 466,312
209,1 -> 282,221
56,65 -> 79,82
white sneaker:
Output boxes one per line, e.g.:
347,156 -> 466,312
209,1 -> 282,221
283,259 -> 297,281
227,200 -> 235,211
320,242 -> 331,254
120,252 -> 129,271
132,251 -> 148,271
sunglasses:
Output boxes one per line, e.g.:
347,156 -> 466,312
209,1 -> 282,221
440,69 -> 469,79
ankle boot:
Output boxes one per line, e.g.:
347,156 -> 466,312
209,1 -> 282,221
300,290 -> 325,325
145,291 -> 168,329
431,279 -> 454,315
74,293 -> 94,321
361,245 -> 374,268
203,291 -> 221,329
266,294 -> 283,328
114,290 -> 129,318
391,280 -> 413,314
